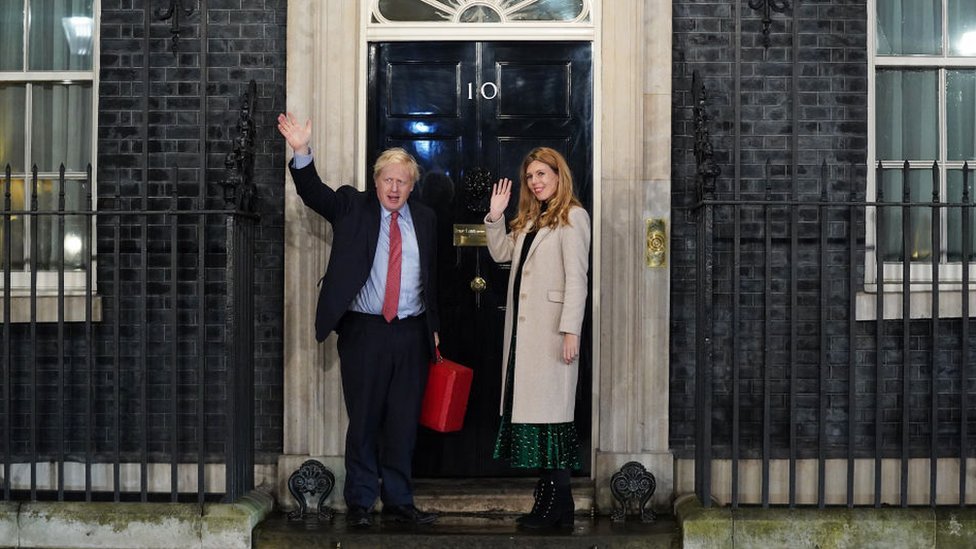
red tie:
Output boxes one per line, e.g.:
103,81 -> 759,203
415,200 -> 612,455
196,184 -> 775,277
382,211 -> 402,322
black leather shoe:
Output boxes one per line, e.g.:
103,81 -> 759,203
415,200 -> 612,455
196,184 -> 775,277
381,504 -> 438,525
347,506 -> 373,528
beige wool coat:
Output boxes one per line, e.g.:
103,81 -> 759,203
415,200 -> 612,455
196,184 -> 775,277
484,206 -> 591,424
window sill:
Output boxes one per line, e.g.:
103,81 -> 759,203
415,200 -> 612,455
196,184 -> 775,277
0,294 -> 103,323
855,289 -> 976,320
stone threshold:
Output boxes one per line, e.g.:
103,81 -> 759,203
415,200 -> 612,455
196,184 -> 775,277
410,477 -> 596,515
253,512 -> 679,549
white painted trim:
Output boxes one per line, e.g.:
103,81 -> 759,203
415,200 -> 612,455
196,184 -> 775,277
357,3 -> 369,192
856,289 -> 976,320
675,457 -> 976,506
874,57 -> 976,67
367,25 -> 594,42
1,271 -> 89,289
0,461 -> 276,494
0,71 -> 94,82
1,171 -> 90,178
91,0 -> 101,295
21,0 -> 29,70
865,0 -> 878,290
0,294 -> 102,323
588,0 -> 602,482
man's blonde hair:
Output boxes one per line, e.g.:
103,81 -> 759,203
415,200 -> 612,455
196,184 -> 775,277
373,147 -> 420,184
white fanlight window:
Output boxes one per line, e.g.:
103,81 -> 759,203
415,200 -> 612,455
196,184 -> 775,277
371,0 -> 591,24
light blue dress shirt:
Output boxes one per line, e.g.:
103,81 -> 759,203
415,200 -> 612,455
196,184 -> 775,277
293,150 -> 425,318
350,203 -> 424,318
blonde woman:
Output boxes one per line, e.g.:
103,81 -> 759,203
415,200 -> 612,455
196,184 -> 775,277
484,147 -> 590,529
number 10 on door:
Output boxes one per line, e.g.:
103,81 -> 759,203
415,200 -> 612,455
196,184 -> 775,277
467,82 -> 498,100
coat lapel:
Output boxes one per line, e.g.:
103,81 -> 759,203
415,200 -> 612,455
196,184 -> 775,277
525,224 -> 553,263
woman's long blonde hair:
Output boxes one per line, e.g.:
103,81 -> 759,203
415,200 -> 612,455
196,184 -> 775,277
509,147 -> 582,233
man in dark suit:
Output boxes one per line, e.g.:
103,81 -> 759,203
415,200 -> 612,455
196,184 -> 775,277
278,113 -> 439,527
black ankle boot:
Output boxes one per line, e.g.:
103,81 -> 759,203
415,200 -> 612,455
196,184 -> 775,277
515,477 -> 545,525
518,477 -> 573,529
551,468 -> 575,521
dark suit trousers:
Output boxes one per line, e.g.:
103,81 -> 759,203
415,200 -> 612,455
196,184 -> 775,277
337,311 -> 430,509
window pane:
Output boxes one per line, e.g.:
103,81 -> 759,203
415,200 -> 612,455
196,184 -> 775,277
948,70 -> 976,161
878,168 -> 935,261
876,0 -> 942,55
507,0 -> 586,21
876,70 -> 938,161
33,178 -> 87,271
949,0 -> 976,55
28,0 -> 93,71
0,85 -> 27,172
0,2 -> 24,70
32,83 -> 92,173
459,6 -> 502,23
947,169 -> 976,261
0,179 -> 26,271
376,0 -> 452,21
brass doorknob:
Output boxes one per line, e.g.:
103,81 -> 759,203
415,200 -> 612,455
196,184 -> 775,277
470,276 -> 487,293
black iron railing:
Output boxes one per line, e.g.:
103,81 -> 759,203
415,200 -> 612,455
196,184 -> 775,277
692,156 -> 975,508
1,164 -> 256,503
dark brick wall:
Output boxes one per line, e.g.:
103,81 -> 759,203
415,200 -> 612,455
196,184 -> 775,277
99,1 -> 287,463
3,1 -> 285,466
670,1 -> 975,460
201,2 -> 287,462
672,1 -> 976,461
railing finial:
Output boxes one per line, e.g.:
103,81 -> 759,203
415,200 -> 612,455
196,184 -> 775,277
692,70 -> 721,203
221,80 -> 257,214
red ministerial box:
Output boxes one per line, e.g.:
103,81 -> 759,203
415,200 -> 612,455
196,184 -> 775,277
420,350 -> 473,433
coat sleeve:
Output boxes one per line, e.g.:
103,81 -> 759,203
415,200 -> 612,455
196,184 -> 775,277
484,213 -> 516,263
289,159 -> 353,223
558,207 -> 591,335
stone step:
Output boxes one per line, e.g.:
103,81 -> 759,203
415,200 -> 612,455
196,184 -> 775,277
410,477 -> 596,515
253,512 -> 680,549
258,478 -> 676,548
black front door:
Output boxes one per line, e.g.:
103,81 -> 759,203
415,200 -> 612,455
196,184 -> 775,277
368,41 -> 593,477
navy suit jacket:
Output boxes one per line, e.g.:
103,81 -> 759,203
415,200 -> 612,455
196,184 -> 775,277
290,160 -> 440,354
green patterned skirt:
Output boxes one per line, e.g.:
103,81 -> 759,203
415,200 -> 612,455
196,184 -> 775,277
493,330 -> 581,470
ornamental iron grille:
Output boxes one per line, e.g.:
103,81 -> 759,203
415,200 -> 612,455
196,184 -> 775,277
287,460 -> 337,521
157,0 -> 196,54
609,461 -> 656,523
371,0 -> 591,23
748,0 -> 788,49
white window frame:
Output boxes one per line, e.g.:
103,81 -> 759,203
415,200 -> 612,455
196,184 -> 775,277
861,0 -> 976,319
0,0 -> 100,320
